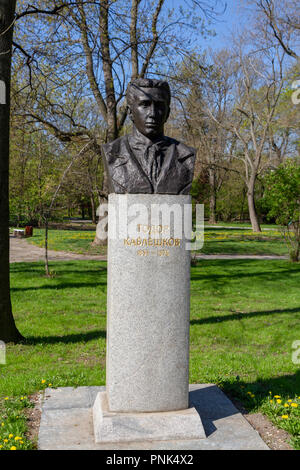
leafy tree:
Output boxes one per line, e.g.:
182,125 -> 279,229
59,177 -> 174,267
263,160 -> 300,261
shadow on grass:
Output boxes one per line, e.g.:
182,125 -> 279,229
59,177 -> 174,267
11,281 -> 107,292
190,306 -> 300,326
23,329 -> 106,345
10,261 -> 107,274
191,260 -> 299,282
219,370 -> 300,413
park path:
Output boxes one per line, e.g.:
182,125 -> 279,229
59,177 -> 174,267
9,235 -> 288,263
9,236 -> 107,263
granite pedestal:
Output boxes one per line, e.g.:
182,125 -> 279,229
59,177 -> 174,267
106,194 -> 192,413
93,194 -> 204,443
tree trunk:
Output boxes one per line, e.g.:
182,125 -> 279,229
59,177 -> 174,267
208,168 -> 217,224
81,203 -> 85,220
0,0 -> 24,342
44,216 -> 50,276
240,187 -> 247,222
100,0 -> 118,142
92,166 -> 108,246
90,195 -> 96,224
247,177 -> 261,232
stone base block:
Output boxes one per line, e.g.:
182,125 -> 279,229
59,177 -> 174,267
93,392 -> 206,444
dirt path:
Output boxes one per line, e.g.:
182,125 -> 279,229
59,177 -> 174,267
10,236 -> 288,263
9,236 -> 106,263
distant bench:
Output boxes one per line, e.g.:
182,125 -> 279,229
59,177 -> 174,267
13,226 -> 33,238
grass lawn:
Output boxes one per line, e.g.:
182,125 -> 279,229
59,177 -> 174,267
24,228 -> 106,256
25,226 -> 289,257
201,228 -> 289,255
205,222 -> 281,229
1,259 -> 299,449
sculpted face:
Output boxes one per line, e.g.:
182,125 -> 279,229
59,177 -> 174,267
128,87 -> 170,139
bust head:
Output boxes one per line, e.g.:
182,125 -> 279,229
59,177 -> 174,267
126,79 -> 171,140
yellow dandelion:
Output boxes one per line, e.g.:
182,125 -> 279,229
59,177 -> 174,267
291,403 -> 298,408
274,395 -> 281,398
3,439 -> 8,443
4,397 -> 8,400
48,383 -> 52,387
14,436 -> 21,441
276,399 -> 282,404
20,441 -> 24,444
1,422 -> 4,426
287,399 -> 292,403
10,446 -> 17,450
8,434 -> 13,439
284,403 -> 289,408
269,399 -> 273,403
41,379 -> 46,384
281,415 -> 289,419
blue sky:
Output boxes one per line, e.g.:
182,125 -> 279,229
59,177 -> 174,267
167,0 -> 250,51
201,0 -> 247,48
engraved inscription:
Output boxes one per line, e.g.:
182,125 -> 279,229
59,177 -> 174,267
124,237 -> 181,247
137,224 -> 170,234
125,224 -> 181,255
137,249 -> 169,257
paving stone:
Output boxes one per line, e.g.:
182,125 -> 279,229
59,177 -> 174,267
38,385 -> 269,450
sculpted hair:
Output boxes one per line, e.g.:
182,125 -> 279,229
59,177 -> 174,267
126,78 -> 171,108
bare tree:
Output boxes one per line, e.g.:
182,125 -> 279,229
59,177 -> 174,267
43,141 -> 93,276
252,0 -> 299,60
206,40 -> 287,231
12,0 -> 224,243
13,0 -> 221,146
0,0 -> 23,342
173,50 -> 238,223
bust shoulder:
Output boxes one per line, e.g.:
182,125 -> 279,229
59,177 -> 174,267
163,137 -> 195,162
102,136 -> 129,162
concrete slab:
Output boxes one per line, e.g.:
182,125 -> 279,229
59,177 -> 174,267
38,384 -> 269,450
93,391 -> 205,443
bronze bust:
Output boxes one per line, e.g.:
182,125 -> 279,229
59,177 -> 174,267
102,79 -> 196,195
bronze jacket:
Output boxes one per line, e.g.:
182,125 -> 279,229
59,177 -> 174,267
102,134 -> 196,195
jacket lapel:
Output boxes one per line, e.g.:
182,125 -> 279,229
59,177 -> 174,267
111,137 -> 153,193
155,140 -> 194,194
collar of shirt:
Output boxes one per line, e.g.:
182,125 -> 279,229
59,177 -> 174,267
128,127 -> 167,154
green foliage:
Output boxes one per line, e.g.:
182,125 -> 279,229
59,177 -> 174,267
216,174 -> 248,222
0,396 -> 35,450
262,160 -> 300,261
9,130 -> 64,226
263,161 -> 300,225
